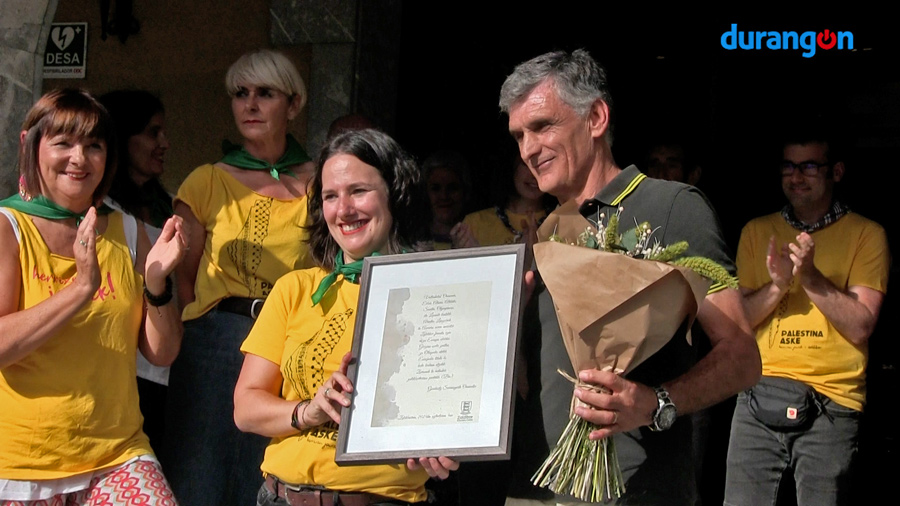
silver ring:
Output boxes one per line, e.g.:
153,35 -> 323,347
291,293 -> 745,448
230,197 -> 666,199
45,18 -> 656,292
79,239 -> 87,247
611,411 -> 618,425
324,388 -> 331,397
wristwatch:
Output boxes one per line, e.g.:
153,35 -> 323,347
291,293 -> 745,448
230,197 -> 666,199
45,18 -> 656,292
649,386 -> 677,432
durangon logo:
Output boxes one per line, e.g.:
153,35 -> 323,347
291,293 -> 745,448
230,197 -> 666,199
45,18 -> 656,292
721,24 -> 854,58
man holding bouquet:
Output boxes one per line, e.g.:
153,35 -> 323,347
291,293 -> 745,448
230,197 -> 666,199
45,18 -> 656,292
500,49 -> 760,505
724,131 -> 888,506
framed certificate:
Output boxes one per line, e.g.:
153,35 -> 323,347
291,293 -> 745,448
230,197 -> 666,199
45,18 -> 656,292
335,244 -> 526,464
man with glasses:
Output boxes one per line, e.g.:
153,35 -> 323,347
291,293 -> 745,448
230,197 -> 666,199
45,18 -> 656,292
724,131 -> 889,506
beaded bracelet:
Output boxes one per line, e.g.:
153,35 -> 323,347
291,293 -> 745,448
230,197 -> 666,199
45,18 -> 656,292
143,276 -> 173,306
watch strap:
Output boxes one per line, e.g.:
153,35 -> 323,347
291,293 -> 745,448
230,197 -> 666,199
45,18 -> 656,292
650,386 -> 676,431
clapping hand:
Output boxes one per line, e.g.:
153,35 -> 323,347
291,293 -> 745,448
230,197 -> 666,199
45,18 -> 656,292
145,216 -> 187,290
788,232 -> 817,279
450,222 -> 479,249
766,236 -> 793,290
73,207 -> 101,294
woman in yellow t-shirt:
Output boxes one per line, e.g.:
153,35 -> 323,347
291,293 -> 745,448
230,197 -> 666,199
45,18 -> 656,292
234,129 -> 457,505
0,89 -> 185,503
164,49 -> 316,506
457,156 -> 555,247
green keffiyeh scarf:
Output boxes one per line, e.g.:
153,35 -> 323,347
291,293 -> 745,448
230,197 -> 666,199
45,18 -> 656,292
219,134 -> 312,180
311,251 -> 382,306
0,194 -> 111,225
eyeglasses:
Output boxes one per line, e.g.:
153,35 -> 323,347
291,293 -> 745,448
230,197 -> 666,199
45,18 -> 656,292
781,161 -> 829,176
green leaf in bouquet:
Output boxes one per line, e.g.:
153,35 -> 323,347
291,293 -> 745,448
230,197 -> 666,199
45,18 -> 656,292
604,213 -> 620,250
620,226 -> 639,252
671,256 -> 739,289
650,240 -> 689,262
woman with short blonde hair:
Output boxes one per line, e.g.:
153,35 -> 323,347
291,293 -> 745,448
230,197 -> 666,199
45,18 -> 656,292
162,49 -> 317,506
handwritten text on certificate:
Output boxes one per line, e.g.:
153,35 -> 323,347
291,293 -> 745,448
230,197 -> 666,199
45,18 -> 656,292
371,281 -> 492,427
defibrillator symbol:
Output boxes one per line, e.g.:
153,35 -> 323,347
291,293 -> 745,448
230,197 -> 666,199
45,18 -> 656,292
43,23 -> 87,79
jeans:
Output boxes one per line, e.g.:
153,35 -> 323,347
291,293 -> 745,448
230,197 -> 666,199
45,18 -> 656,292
724,391 -> 860,506
160,310 -> 269,506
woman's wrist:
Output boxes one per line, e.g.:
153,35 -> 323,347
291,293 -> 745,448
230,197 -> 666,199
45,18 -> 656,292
144,276 -> 173,306
144,272 -> 169,295
71,276 -> 99,298
291,400 -> 311,431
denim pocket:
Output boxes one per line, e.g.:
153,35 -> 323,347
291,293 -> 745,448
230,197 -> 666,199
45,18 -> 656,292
822,399 -> 861,419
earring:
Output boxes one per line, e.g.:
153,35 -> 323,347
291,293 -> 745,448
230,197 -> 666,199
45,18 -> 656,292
18,175 -> 32,202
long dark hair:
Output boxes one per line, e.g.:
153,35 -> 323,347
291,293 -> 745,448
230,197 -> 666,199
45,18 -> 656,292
99,90 -> 173,227
307,129 -> 428,270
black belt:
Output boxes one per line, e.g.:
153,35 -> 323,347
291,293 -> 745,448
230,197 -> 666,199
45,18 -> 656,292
263,475 -> 411,506
217,297 -> 265,319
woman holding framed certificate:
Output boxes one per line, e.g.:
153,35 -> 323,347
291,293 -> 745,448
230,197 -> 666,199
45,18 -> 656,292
234,129 -> 457,506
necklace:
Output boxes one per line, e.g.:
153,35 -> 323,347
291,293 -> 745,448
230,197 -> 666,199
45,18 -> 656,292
494,206 -> 546,243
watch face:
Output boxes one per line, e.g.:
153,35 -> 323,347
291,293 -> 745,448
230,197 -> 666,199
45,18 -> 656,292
658,405 -> 677,430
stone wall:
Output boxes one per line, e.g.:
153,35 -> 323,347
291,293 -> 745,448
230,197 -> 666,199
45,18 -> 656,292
0,0 -> 57,198
271,0 -> 401,155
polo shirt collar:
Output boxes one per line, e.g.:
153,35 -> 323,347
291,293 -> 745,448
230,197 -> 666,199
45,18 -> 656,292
577,165 -> 647,220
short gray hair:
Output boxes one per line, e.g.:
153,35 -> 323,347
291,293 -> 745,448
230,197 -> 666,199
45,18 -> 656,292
499,49 -> 612,120
225,49 -> 307,109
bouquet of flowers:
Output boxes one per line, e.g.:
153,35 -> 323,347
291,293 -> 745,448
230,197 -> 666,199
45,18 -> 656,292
530,200 -> 736,502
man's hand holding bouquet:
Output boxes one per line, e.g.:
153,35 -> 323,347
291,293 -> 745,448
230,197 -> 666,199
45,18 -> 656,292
530,200 -> 736,502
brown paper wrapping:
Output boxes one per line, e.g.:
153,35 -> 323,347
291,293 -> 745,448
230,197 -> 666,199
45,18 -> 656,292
534,200 -> 711,375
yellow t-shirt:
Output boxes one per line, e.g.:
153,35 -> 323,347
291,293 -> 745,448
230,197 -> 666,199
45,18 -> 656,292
0,209 -> 151,479
736,212 -> 890,411
177,164 -> 313,321
241,268 -> 428,502
462,207 -> 546,246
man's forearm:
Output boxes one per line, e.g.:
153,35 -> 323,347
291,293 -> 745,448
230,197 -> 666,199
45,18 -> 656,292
573,288 -> 761,438
664,327 -> 761,415
666,288 -> 761,415
801,270 -> 883,346
742,282 -> 786,328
